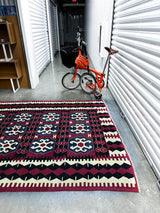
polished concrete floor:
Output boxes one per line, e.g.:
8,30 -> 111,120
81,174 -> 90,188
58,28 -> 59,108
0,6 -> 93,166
0,54 -> 159,213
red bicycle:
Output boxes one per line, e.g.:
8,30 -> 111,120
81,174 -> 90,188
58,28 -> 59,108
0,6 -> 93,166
62,31 -> 118,99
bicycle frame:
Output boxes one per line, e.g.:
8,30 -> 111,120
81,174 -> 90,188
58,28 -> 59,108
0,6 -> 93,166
72,47 -> 88,80
70,49 -> 81,82
88,68 -> 105,92
73,47 -> 105,93
71,45 -> 117,96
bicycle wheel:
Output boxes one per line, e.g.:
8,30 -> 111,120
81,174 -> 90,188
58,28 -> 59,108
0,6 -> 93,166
62,72 -> 80,90
80,73 -> 96,94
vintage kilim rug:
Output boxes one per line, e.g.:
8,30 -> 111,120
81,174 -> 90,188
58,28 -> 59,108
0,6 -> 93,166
0,100 -> 139,192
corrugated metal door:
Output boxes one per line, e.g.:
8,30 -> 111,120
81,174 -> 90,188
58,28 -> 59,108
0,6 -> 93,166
48,0 -> 59,58
28,0 -> 50,74
108,0 -> 160,181
59,11 -> 64,47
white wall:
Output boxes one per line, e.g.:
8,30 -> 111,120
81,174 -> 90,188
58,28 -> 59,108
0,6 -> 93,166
85,0 -> 114,80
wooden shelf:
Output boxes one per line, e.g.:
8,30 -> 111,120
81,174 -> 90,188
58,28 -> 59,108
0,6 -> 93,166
0,16 -> 29,90
0,20 -> 22,86
0,74 -> 19,79
0,59 -> 18,63
0,42 -> 11,45
0,22 -> 16,44
0,59 -> 22,80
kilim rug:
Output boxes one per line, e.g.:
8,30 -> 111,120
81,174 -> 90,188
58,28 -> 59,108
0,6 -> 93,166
0,100 -> 139,192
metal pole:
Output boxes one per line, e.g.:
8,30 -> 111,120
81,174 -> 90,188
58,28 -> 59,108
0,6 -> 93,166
106,0 -> 115,87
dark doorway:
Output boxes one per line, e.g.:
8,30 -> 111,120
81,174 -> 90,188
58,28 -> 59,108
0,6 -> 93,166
58,0 -> 85,47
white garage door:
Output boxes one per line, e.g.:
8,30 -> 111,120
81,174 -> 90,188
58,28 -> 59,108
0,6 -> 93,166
108,0 -> 160,181
28,0 -> 50,74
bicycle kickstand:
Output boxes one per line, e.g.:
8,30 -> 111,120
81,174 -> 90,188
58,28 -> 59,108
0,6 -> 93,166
87,84 -> 102,99
94,92 -> 102,99
91,87 -> 102,99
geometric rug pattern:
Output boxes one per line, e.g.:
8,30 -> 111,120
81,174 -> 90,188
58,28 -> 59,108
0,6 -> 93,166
0,100 -> 139,192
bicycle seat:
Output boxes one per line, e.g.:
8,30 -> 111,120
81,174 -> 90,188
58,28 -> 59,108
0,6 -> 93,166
104,47 -> 118,55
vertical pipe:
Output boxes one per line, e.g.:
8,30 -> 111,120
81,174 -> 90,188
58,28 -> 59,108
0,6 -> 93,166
106,0 -> 116,87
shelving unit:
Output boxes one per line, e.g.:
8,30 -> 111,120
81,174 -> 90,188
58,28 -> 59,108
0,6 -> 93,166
0,21 -> 22,93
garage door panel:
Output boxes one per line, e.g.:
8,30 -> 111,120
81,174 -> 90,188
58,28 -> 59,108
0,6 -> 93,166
28,0 -> 50,75
109,0 -> 160,180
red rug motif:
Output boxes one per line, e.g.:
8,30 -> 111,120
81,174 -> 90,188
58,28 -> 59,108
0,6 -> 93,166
0,101 -> 138,192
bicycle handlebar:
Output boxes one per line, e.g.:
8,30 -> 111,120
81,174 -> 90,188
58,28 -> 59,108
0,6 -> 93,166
76,29 -> 87,55
76,31 -> 81,47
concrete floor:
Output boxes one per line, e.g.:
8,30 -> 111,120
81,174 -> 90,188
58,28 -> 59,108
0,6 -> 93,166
0,54 -> 159,213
